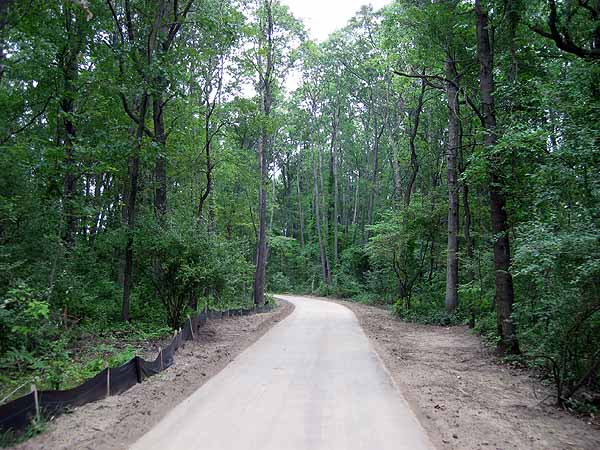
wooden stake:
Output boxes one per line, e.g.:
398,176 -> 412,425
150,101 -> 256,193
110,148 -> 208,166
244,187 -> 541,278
31,384 -> 39,420
159,346 -> 164,371
106,363 -> 110,398
188,315 -> 194,340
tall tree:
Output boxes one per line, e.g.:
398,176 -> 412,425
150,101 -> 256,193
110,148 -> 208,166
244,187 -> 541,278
475,0 -> 519,354
107,0 -> 168,321
444,54 -> 460,313
252,0 -> 275,306
59,3 -> 86,245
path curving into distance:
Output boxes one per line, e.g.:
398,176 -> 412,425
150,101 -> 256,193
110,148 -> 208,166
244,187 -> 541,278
130,295 -> 435,450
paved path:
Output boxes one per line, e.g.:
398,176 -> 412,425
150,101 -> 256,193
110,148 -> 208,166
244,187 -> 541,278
130,295 -> 435,450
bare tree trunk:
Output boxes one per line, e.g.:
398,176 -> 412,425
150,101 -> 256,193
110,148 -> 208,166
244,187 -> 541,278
269,176 -> 275,232
350,174 -> 358,226
404,80 -> 426,207
386,91 -> 403,201
197,57 -> 224,222
122,94 -> 149,322
365,124 -> 384,242
444,56 -> 460,313
329,90 -> 341,266
313,154 -> 331,286
475,0 -> 519,354
153,0 -> 196,221
253,0 -> 274,307
153,94 -> 167,219
389,150 -> 402,201
60,5 -> 83,245
460,145 -> 475,281
332,147 -> 339,265
342,166 -> 349,233
296,167 -> 305,247
318,139 -> 329,250
89,173 -> 104,240
253,123 -> 268,305
428,150 -> 440,283
197,138 -> 213,220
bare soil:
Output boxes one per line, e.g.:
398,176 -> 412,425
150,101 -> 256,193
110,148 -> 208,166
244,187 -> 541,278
12,300 -> 294,450
329,297 -> 600,450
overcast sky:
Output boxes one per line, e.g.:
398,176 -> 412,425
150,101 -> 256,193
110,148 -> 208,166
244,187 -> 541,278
280,0 -> 391,42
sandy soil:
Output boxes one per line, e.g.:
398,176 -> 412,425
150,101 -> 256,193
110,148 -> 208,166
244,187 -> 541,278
328,297 -> 600,450
12,300 -> 294,450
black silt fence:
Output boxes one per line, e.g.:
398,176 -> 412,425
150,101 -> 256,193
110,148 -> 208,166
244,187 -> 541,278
139,354 -> 162,378
109,358 -> 139,396
39,368 -> 108,416
0,392 -> 36,433
0,303 -> 275,434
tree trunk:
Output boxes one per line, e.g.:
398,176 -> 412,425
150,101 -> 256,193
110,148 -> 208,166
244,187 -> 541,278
389,150 -> 402,202
329,93 -> 340,266
153,94 -> 167,219
253,0 -> 274,306
60,5 -> 83,245
365,124 -> 384,242
296,167 -> 305,247
351,176 -> 359,227
444,56 -> 460,313
197,138 -> 212,220
404,80 -> 426,207
89,173 -> 104,239
475,0 -> 519,355
253,124 -> 268,305
460,145 -> 475,281
122,94 -> 149,322
269,176 -> 275,232
313,154 -> 331,286
332,147 -> 339,265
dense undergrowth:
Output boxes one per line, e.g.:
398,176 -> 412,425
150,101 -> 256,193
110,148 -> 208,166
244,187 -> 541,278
267,220 -> 600,411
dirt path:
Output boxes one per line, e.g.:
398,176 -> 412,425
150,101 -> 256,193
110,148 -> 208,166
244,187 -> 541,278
327,297 -> 600,450
130,295 -> 434,450
12,300 -> 293,450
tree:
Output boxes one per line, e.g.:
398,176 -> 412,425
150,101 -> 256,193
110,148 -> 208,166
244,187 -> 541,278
475,0 -> 519,355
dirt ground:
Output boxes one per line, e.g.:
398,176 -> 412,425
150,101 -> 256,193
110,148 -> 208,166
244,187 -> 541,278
12,300 -> 294,450
328,297 -> 600,450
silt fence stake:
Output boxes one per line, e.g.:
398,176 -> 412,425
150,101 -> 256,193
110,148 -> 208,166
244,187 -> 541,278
188,316 -> 194,340
31,384 -> 39,420
106,363 -> 110,398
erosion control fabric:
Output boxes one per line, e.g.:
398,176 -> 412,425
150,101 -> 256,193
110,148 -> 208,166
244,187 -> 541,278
0,304 -> 273,434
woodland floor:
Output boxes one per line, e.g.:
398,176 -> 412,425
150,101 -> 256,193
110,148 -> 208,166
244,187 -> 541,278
10,300 -> 294,450
327,297 -> 600,450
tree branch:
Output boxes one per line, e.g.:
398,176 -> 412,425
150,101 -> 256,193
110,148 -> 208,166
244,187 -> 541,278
0,95 -> 53,145
119,92 -> 154,138
530,0 -> 600,60
393,70 -> 455,90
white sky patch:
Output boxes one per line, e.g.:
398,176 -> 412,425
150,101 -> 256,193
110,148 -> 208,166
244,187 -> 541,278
280,0 -> 391,42
280,0 -> 391,92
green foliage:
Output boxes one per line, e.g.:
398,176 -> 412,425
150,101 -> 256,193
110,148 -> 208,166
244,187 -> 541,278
0,283 -> 59,369
137,215 -> 253,327
512,220 -> 600,400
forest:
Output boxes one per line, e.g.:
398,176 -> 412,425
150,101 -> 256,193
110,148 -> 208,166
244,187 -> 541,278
0,0 -> 599,415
